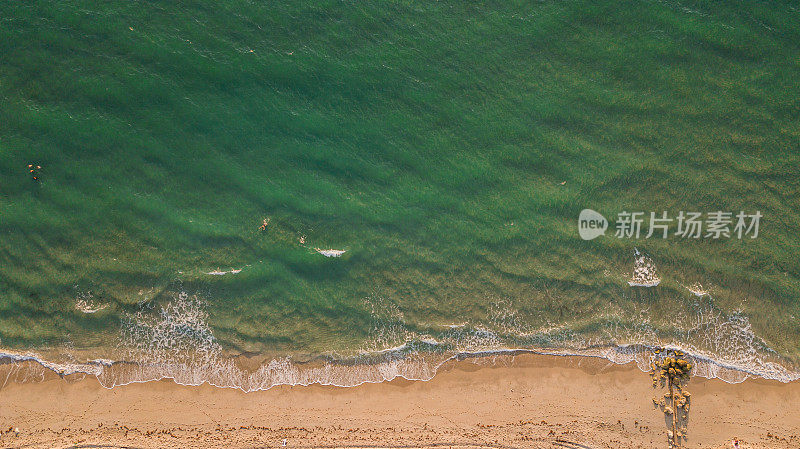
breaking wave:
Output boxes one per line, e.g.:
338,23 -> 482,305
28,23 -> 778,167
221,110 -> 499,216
1,291 -> 798,391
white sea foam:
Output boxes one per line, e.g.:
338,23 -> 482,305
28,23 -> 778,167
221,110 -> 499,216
2,290 -> 798,391
0,350 -> 104,388
683,282 -> 710,297
75,299 -> 108,313
119,291 -> 220,367
628,248 -> 660,287
75,290 -> 108,313
315,248 -> 346,257
3,339 -> 797,392
206,268 -> 243,275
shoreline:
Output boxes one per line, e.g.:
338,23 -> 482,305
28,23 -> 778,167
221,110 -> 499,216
1,341 -> 798,393
1,353 -> 798,448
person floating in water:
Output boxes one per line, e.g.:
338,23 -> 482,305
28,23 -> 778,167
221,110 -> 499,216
28,163 -> 42,181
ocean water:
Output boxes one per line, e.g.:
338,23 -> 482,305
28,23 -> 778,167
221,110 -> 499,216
1,0 -> 799,389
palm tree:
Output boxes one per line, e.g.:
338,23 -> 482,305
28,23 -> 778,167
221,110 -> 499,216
650,348 -> 692,448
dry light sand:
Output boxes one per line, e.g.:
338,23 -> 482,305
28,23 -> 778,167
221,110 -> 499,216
0,353 -> 798,449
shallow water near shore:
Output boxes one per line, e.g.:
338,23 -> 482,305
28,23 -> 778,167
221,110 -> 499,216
1,0 -> 799,389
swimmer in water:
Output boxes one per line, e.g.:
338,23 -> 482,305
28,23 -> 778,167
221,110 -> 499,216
28,163 -> 42,181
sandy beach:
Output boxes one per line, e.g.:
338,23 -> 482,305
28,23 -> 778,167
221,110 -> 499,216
1,354 -> 798,449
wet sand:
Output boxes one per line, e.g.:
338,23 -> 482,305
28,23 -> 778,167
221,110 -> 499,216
1,353 -> 798,448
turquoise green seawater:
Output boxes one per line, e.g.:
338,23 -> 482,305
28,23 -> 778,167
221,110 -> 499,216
1,0 -> 799,386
